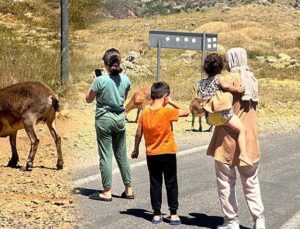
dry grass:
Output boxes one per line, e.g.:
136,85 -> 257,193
1,4 -> 300,106
70,5 -> 300,92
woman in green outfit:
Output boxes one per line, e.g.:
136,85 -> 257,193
86,48 -> 134,201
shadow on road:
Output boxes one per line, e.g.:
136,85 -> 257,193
181,213 -> 250,228
180,213 -> 223,228
72,187 -> 98,196
72,187 -> 124,198
120,209 -> 250,229
120,208 -> 153,223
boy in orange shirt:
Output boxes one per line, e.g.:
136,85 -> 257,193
131,81 -> 190,225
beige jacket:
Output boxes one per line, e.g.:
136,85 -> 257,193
206,72 -> 260,166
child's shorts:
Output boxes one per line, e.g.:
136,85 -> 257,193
207,108 -> 234,126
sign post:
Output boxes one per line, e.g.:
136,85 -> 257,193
61,0 -> 69,85
149,30 -> 218,81
157,39 -> 161,82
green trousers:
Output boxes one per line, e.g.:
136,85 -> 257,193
95,112 -> 131,189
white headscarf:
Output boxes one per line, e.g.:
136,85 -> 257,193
226,47 -> 259,102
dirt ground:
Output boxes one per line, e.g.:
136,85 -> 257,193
0,81 -> 299,228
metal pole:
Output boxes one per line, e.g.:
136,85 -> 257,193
156,39 -> 161,82
201,33 -> 206,79
61,0 -> 69,85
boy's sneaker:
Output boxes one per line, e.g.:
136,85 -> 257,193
217,220 -> 240,229
253,217 -> 265,229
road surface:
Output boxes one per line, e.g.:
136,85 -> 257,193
72,130 -> 300,229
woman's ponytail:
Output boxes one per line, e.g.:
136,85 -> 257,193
102,48 -> 123,75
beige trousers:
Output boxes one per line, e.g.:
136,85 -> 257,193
215,160 -> 264,223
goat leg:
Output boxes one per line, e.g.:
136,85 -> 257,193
7,132 -> 19,168
207,125 -> 213,132
47,121 -> 63,170
199,116 -> 202,132
22,120 -> 39,171
135,108 -> 141,123
191,115 -> 195,131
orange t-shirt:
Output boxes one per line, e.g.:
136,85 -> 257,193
139,105 -> 179,156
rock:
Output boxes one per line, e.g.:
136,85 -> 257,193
221,6 -> 231,12
256,56 -> 265,62
24,12 -> 32,18
257,0 -> 271,5
266,56 -> 277,63
278,53 -> 291,62
126,51 -> 140,62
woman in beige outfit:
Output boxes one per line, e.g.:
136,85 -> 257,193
207,48 -> 265,229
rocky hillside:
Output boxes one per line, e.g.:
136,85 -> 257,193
101,0 -> 300,18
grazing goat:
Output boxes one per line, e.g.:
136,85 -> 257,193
0,82 -> 63,171
189,89 -> 213,132
125,85 -> 151,123
138,42 -> 150,56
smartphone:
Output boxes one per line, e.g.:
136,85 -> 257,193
95,68 -> 102,77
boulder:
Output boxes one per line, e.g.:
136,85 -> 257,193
266,56 -> 277,63
126,51 -> 140,62
278,53 -> 291,62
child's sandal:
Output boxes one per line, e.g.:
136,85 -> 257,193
152,215 -> 162,224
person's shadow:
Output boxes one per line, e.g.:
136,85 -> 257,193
72,187 -> 124,198
180,213 -> 250,228
120,208 -> 153,222
120,209 -> 250,229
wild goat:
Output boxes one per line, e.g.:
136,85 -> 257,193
125,85 -> 152,123
189,88 -> 213,132
138,42 -> 150,56
0,82 -> 63,171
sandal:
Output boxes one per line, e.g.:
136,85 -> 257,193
168,215 -> 181,226
89,192 -> 112,202
120,191 -> 135,199
170,219 -> 181,226
152,215 -> 162,224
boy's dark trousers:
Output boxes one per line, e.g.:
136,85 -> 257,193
146,154 -> 178,215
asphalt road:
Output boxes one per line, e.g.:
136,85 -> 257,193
72,129 -> 300,229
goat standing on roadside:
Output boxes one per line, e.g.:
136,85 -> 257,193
0,82 -> 63,171
125,85 -> 152,123
189,88 -> 213,132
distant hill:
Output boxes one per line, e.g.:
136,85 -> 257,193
101,0 -> 299,18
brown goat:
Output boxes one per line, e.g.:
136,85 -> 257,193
0,82 -> 63,171
189,89 -> 213,132
125,85 -> 152,123
138,42 -> 150,56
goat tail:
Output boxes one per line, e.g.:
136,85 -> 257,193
51,96 -> 60,112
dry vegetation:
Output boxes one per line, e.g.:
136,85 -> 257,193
72,5 -> 300,96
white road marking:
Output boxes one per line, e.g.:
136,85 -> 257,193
280,210 -> 300,229
71,145 -> 208,187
